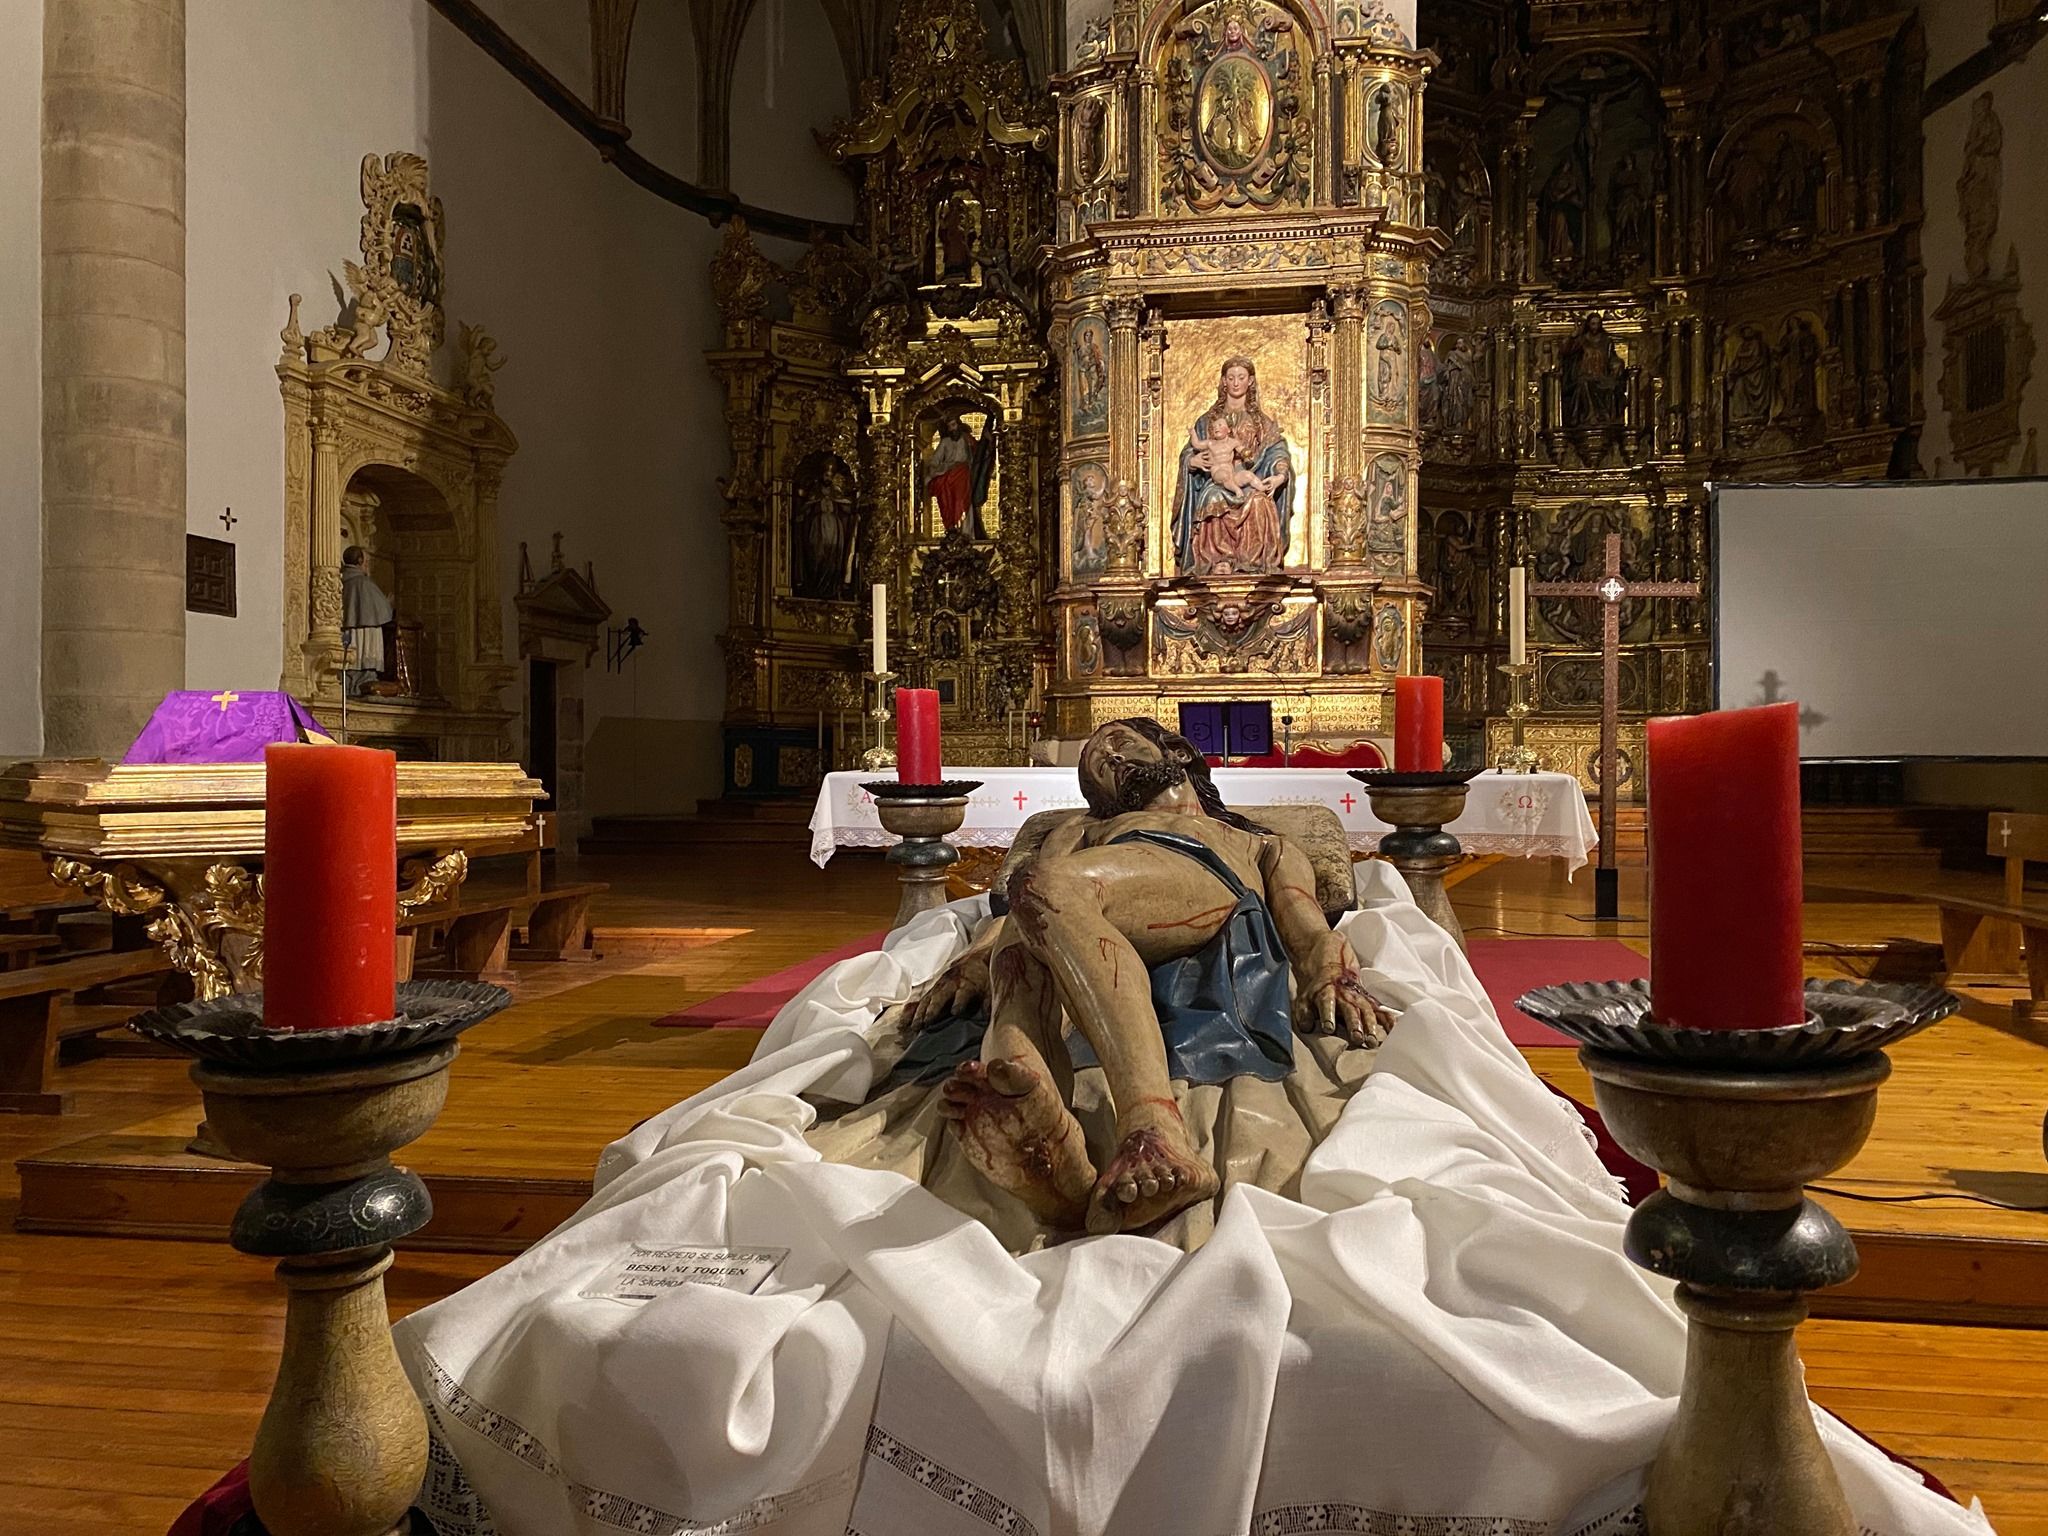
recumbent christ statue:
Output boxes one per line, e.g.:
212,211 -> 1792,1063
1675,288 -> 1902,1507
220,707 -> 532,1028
895,717 -> 1393,1235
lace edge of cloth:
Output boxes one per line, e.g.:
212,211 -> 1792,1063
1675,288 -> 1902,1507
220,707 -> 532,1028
408,1340 -> 1900,1536
813,830 -> 1591,871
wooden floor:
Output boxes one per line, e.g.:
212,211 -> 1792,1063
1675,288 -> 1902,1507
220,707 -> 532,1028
5,846 -> 2048,1533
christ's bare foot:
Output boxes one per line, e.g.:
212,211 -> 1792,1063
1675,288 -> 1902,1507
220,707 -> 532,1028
941,1058 -> 1095,1230
1085,1103 -> 1218,1235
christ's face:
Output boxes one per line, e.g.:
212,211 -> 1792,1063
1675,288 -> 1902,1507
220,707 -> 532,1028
1080,723 -> 1200,816
1223,364 -> 1251,402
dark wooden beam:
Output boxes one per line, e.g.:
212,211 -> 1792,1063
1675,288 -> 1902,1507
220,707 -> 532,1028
1925,14 -> 2048,117
424,0 -> 849,242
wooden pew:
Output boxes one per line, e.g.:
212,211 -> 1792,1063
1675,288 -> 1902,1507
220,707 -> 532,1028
0,947 -> 177,1113
1935,812 -> 2047,1016
513,880 -> 607,963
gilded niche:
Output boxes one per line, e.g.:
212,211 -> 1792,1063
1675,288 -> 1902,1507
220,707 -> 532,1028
1159,0 -> 1314,215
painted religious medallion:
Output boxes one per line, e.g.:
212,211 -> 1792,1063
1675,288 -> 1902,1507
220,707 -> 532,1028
1160,0 -> 1310,213
1198,53 -> 1273,173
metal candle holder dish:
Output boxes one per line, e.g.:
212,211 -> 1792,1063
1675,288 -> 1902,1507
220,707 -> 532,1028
1349,767 -> 1485,951
1514,977 -> 1961,1536
865,779 -> 984,929
130,979 -> 510,1536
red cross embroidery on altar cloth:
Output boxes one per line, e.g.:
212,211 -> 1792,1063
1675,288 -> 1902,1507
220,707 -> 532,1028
1013,791 -> 1029,810
1339,793 -> 1357,813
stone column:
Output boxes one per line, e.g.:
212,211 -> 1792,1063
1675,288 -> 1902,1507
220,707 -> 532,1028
40,0 -> 187,757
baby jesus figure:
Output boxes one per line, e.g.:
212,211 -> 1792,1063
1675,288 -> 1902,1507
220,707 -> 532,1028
1192,418 -> 1265,500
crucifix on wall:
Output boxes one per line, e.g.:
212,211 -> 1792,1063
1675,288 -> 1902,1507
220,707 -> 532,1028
1530,529 -> 1699,921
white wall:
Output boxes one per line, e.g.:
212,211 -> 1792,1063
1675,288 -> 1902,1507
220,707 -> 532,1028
422,5 -> 731,815
1920,34 -> 2048,476
175,0 -> 732,812
728,0 -> 856,224
184,0 -> 429,694
0,2 -> 43,758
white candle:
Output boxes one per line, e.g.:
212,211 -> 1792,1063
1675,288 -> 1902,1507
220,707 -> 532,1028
1508,566 -> 1527,666
871,583 -> 888,674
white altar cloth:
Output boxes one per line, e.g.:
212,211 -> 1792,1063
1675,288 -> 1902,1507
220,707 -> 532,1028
811,766 -> 1600,871
397,867 -> 1984,1536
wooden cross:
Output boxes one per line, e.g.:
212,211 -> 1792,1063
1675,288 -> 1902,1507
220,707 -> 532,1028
1528,530 -> 1699,919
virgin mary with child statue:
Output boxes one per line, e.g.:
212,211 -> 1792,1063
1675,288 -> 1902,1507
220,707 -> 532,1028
1175,355 -> 1294,576
400,718 -> 1976,1536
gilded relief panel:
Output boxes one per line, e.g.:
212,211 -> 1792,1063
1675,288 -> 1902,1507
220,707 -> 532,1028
1156,0 -> 1316,217
1159,312 -> 1318,576
1069,315 -> 1111,438
1068,460 -> 1109,580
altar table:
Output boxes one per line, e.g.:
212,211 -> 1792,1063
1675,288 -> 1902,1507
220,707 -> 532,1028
810,767 -> 1598,872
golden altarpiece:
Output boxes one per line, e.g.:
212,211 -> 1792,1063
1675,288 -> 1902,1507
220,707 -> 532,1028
708,0 -> 1058,791
1046,0 -> 1438,745
1412,0 -> 1924,784
277,152 -> 518,763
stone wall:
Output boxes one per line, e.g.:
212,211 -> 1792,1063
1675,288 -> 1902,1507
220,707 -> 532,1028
0,4 -> 43,757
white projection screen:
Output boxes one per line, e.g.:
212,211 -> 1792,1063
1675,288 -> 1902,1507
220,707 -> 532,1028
1712,480 -> 2048,759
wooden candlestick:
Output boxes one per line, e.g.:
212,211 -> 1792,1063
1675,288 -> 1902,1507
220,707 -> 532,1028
134,982 -> 508,1536
866,781 -> 980,929
1357,776 -> 1474,951
1515,979 -> 1961,1536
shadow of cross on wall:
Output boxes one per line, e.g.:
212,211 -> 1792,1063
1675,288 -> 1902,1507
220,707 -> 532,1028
1750,671 -> 1829,735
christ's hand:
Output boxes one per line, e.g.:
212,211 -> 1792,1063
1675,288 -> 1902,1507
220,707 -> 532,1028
1293,933 -> 1393,1047
911,949 -> 991,1029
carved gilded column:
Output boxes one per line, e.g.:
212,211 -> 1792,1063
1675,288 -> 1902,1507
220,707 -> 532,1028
1106,296 -> 1143,485
996,404 -> 1037,635
1330,282 -> 1365,482
305,415 -> 345,682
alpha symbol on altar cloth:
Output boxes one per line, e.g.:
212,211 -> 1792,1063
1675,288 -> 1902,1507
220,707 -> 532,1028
211,690 -> 240,713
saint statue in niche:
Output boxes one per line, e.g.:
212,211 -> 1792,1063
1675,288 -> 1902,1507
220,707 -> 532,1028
1959,92 -> 2003,281
1070,318 -> 1110,436
340,544 -> 395,696
1726,324 -> 1774,426
933,191 -> 983,284
793,456 -> 859,599
1540,155 -> 1585,272
1173,356 -> 1294,576
1560,315 -> 1624,429
924,413 -> 996,539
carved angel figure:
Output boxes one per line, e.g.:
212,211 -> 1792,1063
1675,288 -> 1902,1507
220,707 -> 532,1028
458,323 -> 507,410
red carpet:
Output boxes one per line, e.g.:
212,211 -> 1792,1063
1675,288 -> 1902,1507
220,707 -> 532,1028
652,931 -> 889,1028
656,931 -> 1646,1044
1466,938 -> 1647,1048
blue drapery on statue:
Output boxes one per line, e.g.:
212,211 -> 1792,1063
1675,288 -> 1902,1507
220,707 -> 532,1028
894,828 -> 1296,1088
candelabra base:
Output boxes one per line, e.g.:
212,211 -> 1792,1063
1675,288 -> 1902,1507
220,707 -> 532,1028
866,782 -> 981,930
131,982 -> 509,1536
1514,981 -> 1960,1536
1354,774 -> 1476,951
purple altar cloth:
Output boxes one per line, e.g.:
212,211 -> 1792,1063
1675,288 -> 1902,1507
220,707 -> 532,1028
122,691 -> 334,765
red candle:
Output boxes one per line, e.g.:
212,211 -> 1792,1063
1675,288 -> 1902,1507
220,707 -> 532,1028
896,688 -> 942,784
264,743 -> 397,1030
1646,702 -> 1805,1030
1393,676 -> 1444,772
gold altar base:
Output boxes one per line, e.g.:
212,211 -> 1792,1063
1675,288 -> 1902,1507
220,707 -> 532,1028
1483,717 -> 1645,797
0,758 -> 540,997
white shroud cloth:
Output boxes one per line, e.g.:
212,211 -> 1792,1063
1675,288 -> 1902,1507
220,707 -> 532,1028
397,865 -> 1993,1536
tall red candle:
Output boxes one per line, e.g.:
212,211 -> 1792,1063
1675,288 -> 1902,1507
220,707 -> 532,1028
896,688 -> 942,784
1646,702 -> 1805,1030
1393,676 -> 1444,772
264,743 -> 397,1031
